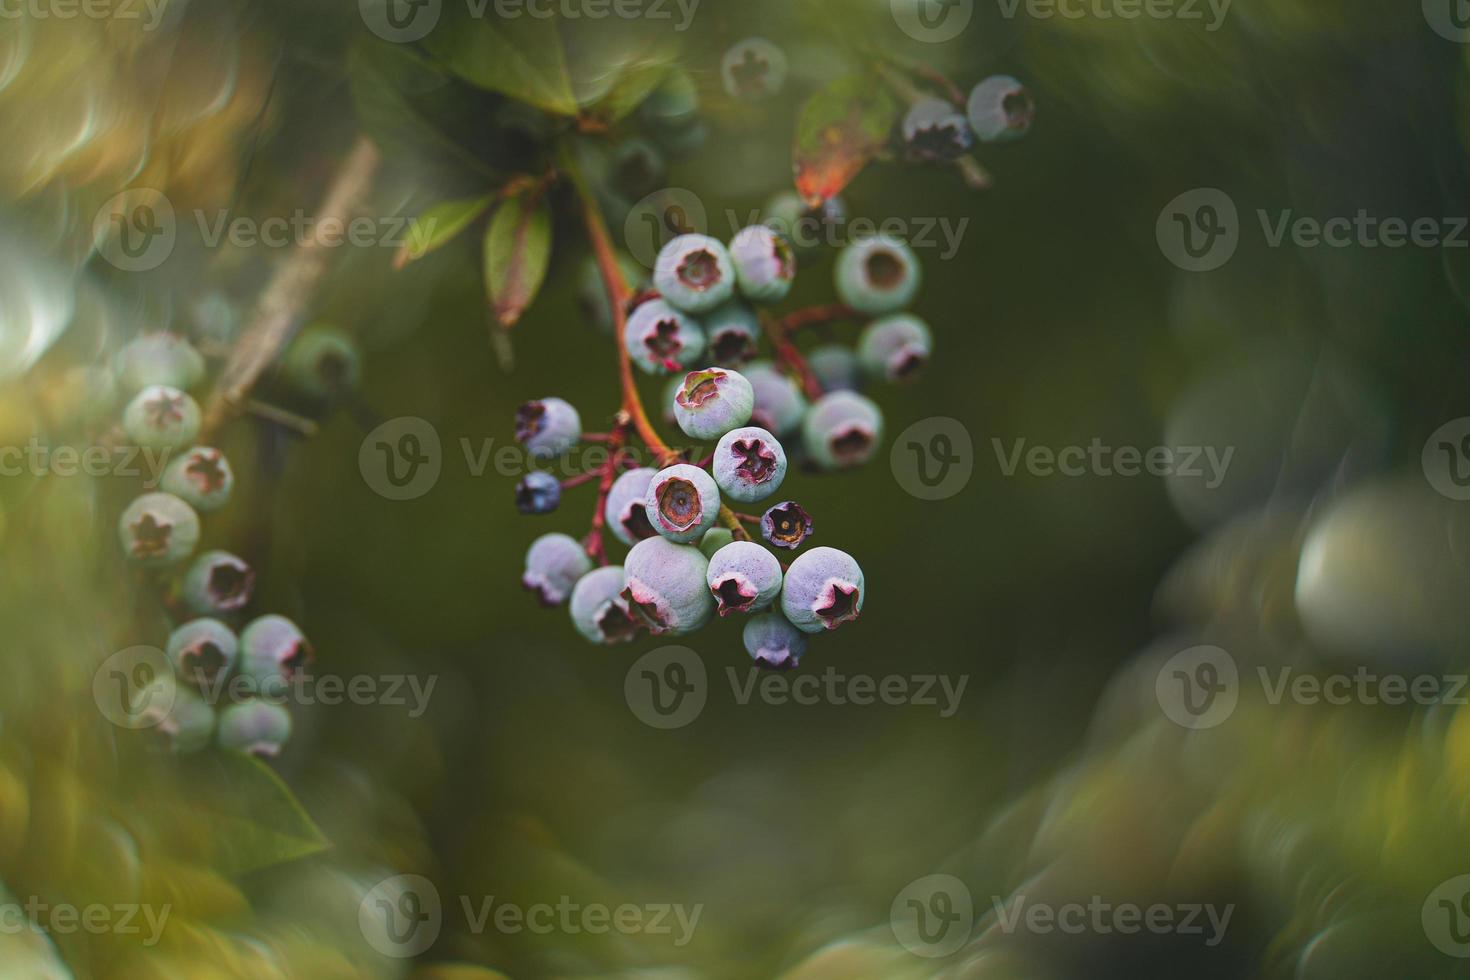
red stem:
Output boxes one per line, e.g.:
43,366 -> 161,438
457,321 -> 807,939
762,312 -> 824,402
779,303 -> 861,333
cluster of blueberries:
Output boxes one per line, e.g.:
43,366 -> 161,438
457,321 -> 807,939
110,326 -> 359,754
519,211 -> 935,669
902,74 -> 1035,160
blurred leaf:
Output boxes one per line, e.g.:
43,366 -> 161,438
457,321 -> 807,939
484,186 -> 552,328
424,15 -> 576,116
588,58 -> 675,122
793,74 -> 899,206
393,195 -> 494,270
185,753 -> 329,877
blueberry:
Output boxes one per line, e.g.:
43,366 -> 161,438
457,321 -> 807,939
808,345 -> 861,392
654,234 -> 735,314
780,546 -> 865,634
113,332 -> 205,394
722,37 -> 787,99
608,138 -> 667,201
620,536 -> 714,635
134,681 -> 215,753
182,550 -> 256,616
641,68 -> 700,131
238,615 -> 314,696
763,191 -> 846,254
672,367 -> 755,440
569,566 -> 640,645
967,74 -> 1034,143
706,540 -> 783,616
653,118 -> 709,160
742,613 -> 809,670
713,426 -> 787,503
516,471 -> 562,515
902,97 -> 973,161
743,361 -> 809,437
604,468 -> 658,546
834,237 -> 921,316
122,385 -> 201,452
760,500 -> 813,550
729,225 -> 796,304
698,527 -> 735,559
703,300 -> 761,366
515,397 -> 581,459
118,492 -> 199,566
160,446 -> 233,513
645,463 -> 721,543
217,699 -> 292,757
803,390 -> 884,469
857,314 -> 933,383
579,253 -> 647,333
166,617 -> 238,691
623,298 -> 706,376
282,324 -> 361,401
522,532 -> 593,606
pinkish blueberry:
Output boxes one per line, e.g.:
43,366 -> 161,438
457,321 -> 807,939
654,234 -> 735,314
742,361 -> 808,437
620,536 -> 714,635
182,550 -> 256,616
166,617 -> 238,691
604,467 -> 658,546
780,546 -> 865,634
967,74 -> 1034,143
760,500 -> 813,550
624,297 -> 706,376
645,463 -> 721,543
857,314 -> 933,383
703,300 -> 761,366
706,540 -> 783,616
808,344 -> 861,392
515,397 -> 582,459
160,446 -> 233,513
743,613 -> 809,670
113,332 -> 205,394
712,426 -> 787,503
672,367 -> 754,440
134,680 -> 214,753
729,225 -> 795,303
834,237 -> 921,316
217,699 -> 292,757
118,492 -> 200,566
569,566 -> 641,645
239,615 -> 314,695
803,390 -> 884,469
523,532 -> 593,606
122,385 -> 201,451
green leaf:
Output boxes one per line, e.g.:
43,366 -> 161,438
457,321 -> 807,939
423,13 -> 576,116
394,195 -> 494,270
183,753 -> 330,877
484,188 -> 553,328
793,73 -> 900,206
588,58 -> 674,123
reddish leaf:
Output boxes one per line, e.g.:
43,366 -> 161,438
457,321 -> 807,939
793,74 -> 900,207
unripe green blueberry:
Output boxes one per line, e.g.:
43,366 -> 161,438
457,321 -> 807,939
569,566 -> 640,645
729,225 -> 796,303
160,446 -> 233,513
742,613 -> 809,670
703,300 -> 761,366
281,324 -> 361,400
166,617 -> 238,690
238,614 -> 313,696
604,468 -> 658,546
623,298 -> 706,376
808,344 -> 861,392
903,97 -> 973,161
655,234 -> 735,314
722,37 -> 787,99
707,540 -> 783,616
763,191 -> 846,255
641,68 -> 700,130
742,361 -> 808,437
712,426 -> 787,503
653,118 -> 709,159
608,138 -> 667,201
217,699 -> 292,757
113,332 -> 205,394
967,74 -> 1034,143
122,385 -> 200,452
515,397 -> 582,459
780,546 -> 865,634
857,314 -> 933,383
672,367 -> 754,440
118,492 -> 200,566
620,536 -> 714,635
645,464 -> 721,544
760,500 -> 813,550
522,532 -> 593,606
834,237 -> 921,316
698,527 -> 735,559
182,550 -> 255,616
803,390 -> 884,469
579,253 -> 647,333
134,680 -> 215,753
